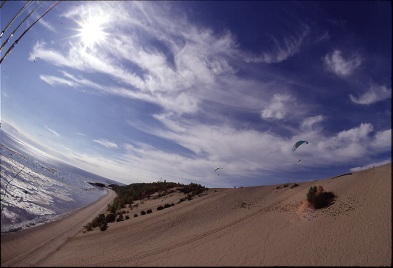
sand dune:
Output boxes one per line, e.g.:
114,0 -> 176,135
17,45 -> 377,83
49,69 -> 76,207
1,163 -> 391,266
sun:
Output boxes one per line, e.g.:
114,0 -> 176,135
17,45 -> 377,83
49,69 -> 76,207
77,16 -> 107,47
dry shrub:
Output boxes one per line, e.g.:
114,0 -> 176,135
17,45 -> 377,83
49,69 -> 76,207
307,185 -> 335,209
316,186 -> 324,196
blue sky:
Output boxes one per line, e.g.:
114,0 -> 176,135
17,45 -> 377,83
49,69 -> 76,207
1,1 -> 391,188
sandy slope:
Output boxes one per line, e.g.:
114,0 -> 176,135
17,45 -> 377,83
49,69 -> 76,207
2,164 -> 391,266
1,189 -> 117,267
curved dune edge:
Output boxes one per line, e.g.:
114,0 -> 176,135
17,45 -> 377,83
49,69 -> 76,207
2,163 -> 392,267
1,189 -> 117,267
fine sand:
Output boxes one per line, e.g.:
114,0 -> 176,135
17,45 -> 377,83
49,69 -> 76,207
1,163 -> 391,266
1,189 -> 117,267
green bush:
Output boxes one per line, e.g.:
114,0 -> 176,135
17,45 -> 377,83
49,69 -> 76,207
141,210 -> 146,215
134,213 -> 138,217
107,204 -> 117,214
125,215 -> 130,220
106,213 -> 116,223
92,214 -> 107,228
146,208 -> 152,214
100,223 -> 108,231
157,205 -> 164,211
307,186 -> 318,204
84,222 -> 93,232
116,214 -> 124,222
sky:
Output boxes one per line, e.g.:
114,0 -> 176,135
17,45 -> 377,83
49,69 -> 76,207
1,1 -> 391,188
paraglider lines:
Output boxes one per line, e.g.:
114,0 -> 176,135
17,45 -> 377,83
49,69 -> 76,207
0,0 -> 8,10
0,0 -> 33,38
0,0 -> 62,64
0,1 -> 45,52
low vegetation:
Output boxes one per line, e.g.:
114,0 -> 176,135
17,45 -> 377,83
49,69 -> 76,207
306,185 -> 335,209
83,181 -> 208,232
157,203 -> 175,211
84,213 -> 108,232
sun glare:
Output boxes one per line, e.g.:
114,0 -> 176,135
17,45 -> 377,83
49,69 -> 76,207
78,16 -> 107,47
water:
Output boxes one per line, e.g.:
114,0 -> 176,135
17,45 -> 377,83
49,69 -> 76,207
0,130 -> 121,233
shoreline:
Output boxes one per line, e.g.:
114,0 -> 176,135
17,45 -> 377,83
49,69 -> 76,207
1,188 -> 117,267
1,187 -> 108,235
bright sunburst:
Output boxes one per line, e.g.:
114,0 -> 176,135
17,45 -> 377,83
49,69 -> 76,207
77,15 -> 107,47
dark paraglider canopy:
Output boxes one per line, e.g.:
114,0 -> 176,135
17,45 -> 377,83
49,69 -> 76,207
292,140 -> 308,152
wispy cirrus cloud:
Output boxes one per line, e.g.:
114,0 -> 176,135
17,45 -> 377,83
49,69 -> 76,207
37,17 -> 56,33
45,125 -> 60,137
323,49 -> 362,77
30,2 -> 311,118
245,25 -> 310,63
93,139 -> 118,149
350,84 -> 392,105
40,75 -> 77,87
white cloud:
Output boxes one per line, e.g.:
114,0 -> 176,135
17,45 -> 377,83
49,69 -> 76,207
19,2 -> 391,187
45,125 -> 60,137
40,75 -> 77,87
30,2 -> 310,118
37,18 -> 56,33
93,139 -> 118,149
350,84 -> 392,105
246,25 -> 310,63
323,50 -> 362,77
370,129 -> 392,150
337,123 -> 373,142
301,115 -> 325,131
261,94 -> 294,120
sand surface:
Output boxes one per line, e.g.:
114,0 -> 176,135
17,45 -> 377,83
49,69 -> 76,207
1,189 -> 116,267
1,164 -> 391,266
